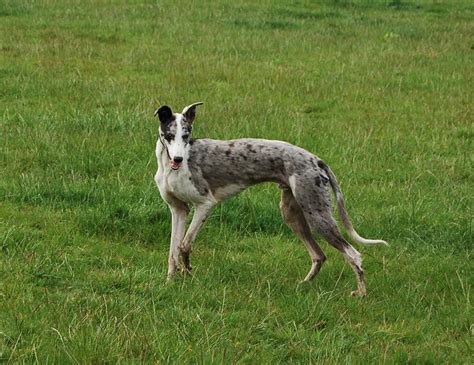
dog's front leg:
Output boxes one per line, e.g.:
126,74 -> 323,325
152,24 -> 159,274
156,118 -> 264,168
179,202 -> 216,271
167,204 -> 189,281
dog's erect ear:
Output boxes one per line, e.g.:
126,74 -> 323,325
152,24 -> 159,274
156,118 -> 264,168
154,105 -> 174,124
182,102 -> 204,123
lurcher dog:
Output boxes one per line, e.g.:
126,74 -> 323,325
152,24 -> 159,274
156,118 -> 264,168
154,102 -> 387,296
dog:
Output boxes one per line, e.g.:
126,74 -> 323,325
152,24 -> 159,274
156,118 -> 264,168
154,102 -> 387,296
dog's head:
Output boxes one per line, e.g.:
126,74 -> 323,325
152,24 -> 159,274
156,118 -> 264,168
154,102 -> 203,170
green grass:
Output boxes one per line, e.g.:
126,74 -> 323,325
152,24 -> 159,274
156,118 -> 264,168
1,0 -> 472,363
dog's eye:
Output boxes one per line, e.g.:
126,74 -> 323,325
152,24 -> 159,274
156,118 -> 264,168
182,134 -> 189,140
164,134 -> 174,142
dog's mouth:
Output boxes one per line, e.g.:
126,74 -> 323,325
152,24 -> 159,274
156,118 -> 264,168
170,161 -> 182,170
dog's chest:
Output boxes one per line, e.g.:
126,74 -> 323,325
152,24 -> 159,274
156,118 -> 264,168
158,165 -> 204,204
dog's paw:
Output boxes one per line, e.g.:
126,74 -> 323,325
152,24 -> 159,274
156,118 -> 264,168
298,279 -> 311,285
166,274 -> 175,283
178,265 -> 193,275
350,289 -> 367,297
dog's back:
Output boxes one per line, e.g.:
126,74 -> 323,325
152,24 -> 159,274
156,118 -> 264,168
188,138 -> 324,195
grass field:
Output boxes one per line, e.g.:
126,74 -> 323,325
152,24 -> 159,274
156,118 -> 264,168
1,0 -> 472,363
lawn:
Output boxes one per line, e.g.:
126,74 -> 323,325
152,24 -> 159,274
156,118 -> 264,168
0,0 -> 472,363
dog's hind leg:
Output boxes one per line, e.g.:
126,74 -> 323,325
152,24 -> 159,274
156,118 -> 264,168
179,201 -> 216,272
323,228 -> 366,296
290,174 -> 367,296
279,186 -> 326,282
308,217 -> 367,296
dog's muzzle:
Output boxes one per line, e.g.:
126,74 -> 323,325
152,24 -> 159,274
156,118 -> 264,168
170,161 -> 182,170
170,156 -> 183,170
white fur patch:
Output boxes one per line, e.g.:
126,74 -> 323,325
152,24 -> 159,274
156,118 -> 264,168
165,156 -> 210,204
343,245 -> 362,267
288,174 -> 297,194
167,114 -> 186,161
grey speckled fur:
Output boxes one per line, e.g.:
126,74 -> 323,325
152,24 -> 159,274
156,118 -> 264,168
188,138 -> 326,194
154,103 -> 387,296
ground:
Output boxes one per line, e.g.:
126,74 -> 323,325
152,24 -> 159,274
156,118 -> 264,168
0,0 -> 472,363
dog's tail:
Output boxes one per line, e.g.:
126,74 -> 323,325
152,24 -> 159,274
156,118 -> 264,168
321,161 -> 388,246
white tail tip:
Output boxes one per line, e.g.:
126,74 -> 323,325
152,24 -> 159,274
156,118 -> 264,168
349,229 -> 389,246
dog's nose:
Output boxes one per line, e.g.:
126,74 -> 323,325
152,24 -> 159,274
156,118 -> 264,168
173,156 -> 183,163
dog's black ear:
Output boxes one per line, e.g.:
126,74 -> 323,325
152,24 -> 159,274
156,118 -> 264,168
154,105 -> 174,124
182,102 -> 204,123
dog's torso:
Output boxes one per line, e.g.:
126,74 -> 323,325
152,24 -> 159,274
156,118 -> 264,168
156,137 -> 330,205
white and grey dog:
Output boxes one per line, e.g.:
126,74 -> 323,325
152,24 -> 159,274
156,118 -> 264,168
154,102 -> 387,296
